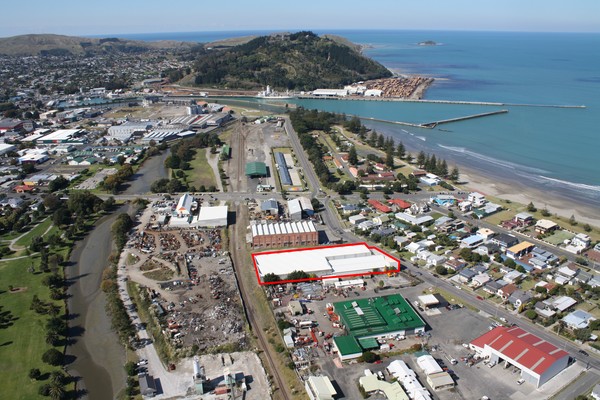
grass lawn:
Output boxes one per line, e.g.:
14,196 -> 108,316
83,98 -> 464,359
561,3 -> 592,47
14,218 -> 53,249
484,210 -> 515,226
545,230 -> 575,246
183,148 -> 217,189
143,268 -> 174,281
0,255 -> 66,399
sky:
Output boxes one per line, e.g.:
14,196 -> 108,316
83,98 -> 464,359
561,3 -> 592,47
1,0 -> 599,37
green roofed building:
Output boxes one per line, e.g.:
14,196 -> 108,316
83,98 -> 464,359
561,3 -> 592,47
245,161 -> 267,177
332,336 -> 363,361
331,294 -> 426,361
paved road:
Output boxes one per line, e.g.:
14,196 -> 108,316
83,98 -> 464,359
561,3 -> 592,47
552,369 -> 599,400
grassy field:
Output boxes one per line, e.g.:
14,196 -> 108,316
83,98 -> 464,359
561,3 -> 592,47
183,148 -> 217,189
0,252 -> 68,399
484,210 -> 515,226
13,218 -> 53,249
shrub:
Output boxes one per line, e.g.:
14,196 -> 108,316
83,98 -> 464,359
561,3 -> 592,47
41,348 -> 64,366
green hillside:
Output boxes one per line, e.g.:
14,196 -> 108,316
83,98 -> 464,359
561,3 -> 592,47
193,31 -> 392,90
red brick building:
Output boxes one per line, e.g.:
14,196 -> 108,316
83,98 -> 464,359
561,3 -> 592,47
251,221 -> 318,248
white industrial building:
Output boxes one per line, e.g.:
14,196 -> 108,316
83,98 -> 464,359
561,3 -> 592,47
304,376 -> 337,400
175,193 -> 194,217
469,326 -> 570,388
252,243 -> 398,279
37,129 -> 83,144
415,354 -> 454,391
107,122 -> 153,142
288,197 -> 314,220
197,206 -> 228,227
0,143 -> 16,155
387,360 -> 432,400
312,89 -> 348,97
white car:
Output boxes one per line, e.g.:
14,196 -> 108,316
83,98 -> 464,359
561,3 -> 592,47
137,359 -> 148,366
517,378 -> 525,385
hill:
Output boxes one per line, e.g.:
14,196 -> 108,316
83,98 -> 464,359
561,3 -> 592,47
0,34 -> 195,56
193,31 -> 392,91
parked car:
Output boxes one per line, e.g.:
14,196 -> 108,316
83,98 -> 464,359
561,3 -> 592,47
517,378 -> 525,385
137,359 -> 148,366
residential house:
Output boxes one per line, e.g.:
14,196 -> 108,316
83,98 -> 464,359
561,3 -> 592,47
535,302 -> 557,319
575,270 -> 592,284
348,215 -> 367,225
506,241 -> 535,260
341,204 -> 361,215
557,265 -> 578,281
545,296 -> 577,313
484,280 -> 506,295
393,236 -> 410,249
473,203 -> 502,219
489,233 -> 519,251
458,200 -> 472,212
372,214 -> 391,226
562,310 -> 596,330
458,269 -> 477,283
461,235 -> 485,249
388,199 -> 411,210
566,233 -> 591,254
468,192 -> 487,207
371,227 -> 396,238
535,219 -> 559,234
477,228 -> 495,241
357,220 -> 375,231
589,275 -> 600,288
531,247 -> 559,266
445,259 -> 467,273
471,273 -> 491,288
503,270 -> 524,284
498,283 -> 517,301
417,251 -> 446,267
514,212 -> 534,227
508,290 -> 532,310
406,242 -> 427,255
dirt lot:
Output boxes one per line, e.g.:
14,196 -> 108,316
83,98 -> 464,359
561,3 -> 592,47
125,203 -> 246,353
224,119 -> 291,193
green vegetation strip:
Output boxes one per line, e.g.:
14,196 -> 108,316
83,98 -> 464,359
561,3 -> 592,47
127,281 -> 175,364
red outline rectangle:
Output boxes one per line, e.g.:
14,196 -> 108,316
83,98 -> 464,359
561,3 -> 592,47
252,242 -> 401,285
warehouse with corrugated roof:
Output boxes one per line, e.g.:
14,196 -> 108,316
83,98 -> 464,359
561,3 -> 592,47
469,326 -> 570,388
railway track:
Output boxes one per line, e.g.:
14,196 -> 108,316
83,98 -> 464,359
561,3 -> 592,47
229,186 -> 292,399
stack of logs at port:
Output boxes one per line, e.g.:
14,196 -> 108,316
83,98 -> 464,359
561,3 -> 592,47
366,77 -> 433,98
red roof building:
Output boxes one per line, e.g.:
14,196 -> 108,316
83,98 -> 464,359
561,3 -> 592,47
470,326 -> 569,388
367,199 -> 392,213
388,199 -> 411,209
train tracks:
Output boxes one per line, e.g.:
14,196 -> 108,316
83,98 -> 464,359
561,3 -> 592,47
229,200 -> 292,399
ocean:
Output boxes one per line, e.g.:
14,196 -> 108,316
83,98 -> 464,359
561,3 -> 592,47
105,30 -> 600,208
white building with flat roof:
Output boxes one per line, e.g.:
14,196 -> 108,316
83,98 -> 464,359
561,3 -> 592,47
253,244 -> 398,279
198,206 -> 228,227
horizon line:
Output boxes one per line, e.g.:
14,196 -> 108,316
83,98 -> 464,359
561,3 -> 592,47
1,27 -> 599,40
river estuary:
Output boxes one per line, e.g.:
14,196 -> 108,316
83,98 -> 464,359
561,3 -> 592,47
65,149 -> 169,399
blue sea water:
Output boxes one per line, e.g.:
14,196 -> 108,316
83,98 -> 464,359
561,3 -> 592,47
107,30 -> 600,208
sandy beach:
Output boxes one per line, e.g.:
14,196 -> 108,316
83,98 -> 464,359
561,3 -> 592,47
459,166 -> 600,228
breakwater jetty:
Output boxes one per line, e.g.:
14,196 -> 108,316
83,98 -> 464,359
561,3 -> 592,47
420,109 -> 508,128
294,95 -> 585,109
360,109 -> 509,130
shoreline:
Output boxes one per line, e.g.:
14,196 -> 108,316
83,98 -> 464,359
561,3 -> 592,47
458,166 -> 600,228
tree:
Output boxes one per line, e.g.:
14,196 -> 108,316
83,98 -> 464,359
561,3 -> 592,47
29,368 -> 41,380
376,133 -> 385,149
124,361 -> 137,376
583,223 -> 592,232
287,270 -> 310,281
526,202 -> 537,212
50,371 -> 66,385
41,348 -> 64,366
348,146 -> 358,166
396,142 -> 405,159
569,214 -> 577,226
524,309 -> 537,320
47,381 -> 66,400
385,147 -> 394,169
48,176 -> 69,192
435,265 -> 449,275
416,151 -> 426,168
45,331 -> 60,346
263,273 -> 282,283
358,351 -> 380,363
